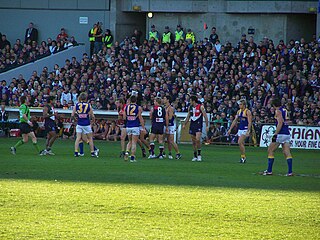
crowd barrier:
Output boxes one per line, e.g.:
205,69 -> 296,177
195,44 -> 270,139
3,107 -> 190,141
3,107 -> 319,150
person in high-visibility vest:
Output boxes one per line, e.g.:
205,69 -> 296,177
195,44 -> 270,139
186,28 -> 196,44
94,22 -> 103,54
88,23 -> 97,57
162,26 -> 173,45
149,25 -> 159,42
103,29 -> 113,48
175,24 -> 184,42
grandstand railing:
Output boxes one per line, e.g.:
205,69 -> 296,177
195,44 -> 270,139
3,107 -> 319,150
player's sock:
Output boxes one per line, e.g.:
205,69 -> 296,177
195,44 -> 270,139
287,157 -> 293,173
169,152 -> 172,156
79,142 -> 84,154
130,155 -> 135,161
32,142 -> 40,152
142,147 -> 146,153
194,151 -> 197,158
267,156 -> 274,173
74,150 -> 79,157
159,145 -> 164,156
197,149 -> 201,156
241,154 -> 246,159
14,139 -> 24,149
46,147 -> 51,151
86,141 -> 97,151
150,142 -> 155,155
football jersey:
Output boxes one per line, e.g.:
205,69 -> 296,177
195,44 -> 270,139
152,105 -> 166,126
75,102 -> 91,126
118,104 -> 126,126
167,105 -> 175,126
19,104 -> 30,123
237,108 -> 249,130
276,107 -> 290,135
190,104 -> 203,122
125,103 -> 140,128
44,104 -> 56,121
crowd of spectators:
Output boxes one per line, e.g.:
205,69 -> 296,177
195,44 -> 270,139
0,24 -> 78,73
0,25 -> 319,140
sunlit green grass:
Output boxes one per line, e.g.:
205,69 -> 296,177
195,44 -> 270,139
0,138 -> 319,239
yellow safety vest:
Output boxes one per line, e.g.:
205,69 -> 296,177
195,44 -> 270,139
162,32 -> 171,44
186,32 -> 195,44
104,35 -> 112,47
89,28 -> 95,42
175,30 -> 184,41
149,31 -> 158,41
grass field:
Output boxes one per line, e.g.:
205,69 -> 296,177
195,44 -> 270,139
0,138 -> 319,239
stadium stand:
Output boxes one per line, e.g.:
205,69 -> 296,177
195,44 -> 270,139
1,27 -> 319,143
0,31 -> 78,73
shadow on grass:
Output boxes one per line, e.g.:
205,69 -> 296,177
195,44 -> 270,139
1,139 -> 320,192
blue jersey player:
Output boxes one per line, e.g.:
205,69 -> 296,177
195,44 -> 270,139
182,95 -> 209,162
71,92 -> 97,158
123,95 -> 145,162
149,97 -> 168,159
227,99 -> 252,163
263,98 -> 293,176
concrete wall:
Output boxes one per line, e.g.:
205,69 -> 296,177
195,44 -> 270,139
126,0 -> 318,44
286,14 -> 316,41
114,0 -> 146,42
0,0 -> 318,52
122,0 -> 317,13
147,13 -> 290,45
0,0 -> 111,54
0,45 -> 85,83
226,1 -> 317,13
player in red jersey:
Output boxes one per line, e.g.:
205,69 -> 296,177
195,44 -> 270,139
183,95 -> 209,161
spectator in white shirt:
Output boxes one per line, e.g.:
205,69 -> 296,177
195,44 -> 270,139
60,86 -> 71,105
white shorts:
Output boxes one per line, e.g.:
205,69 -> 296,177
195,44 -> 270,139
76,125 -> 92,134
237,129 -> 248,137
275,134 -> 290,144
126,127 -> 140,136
167,126 -> 176,135
139,126 -> 146,133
